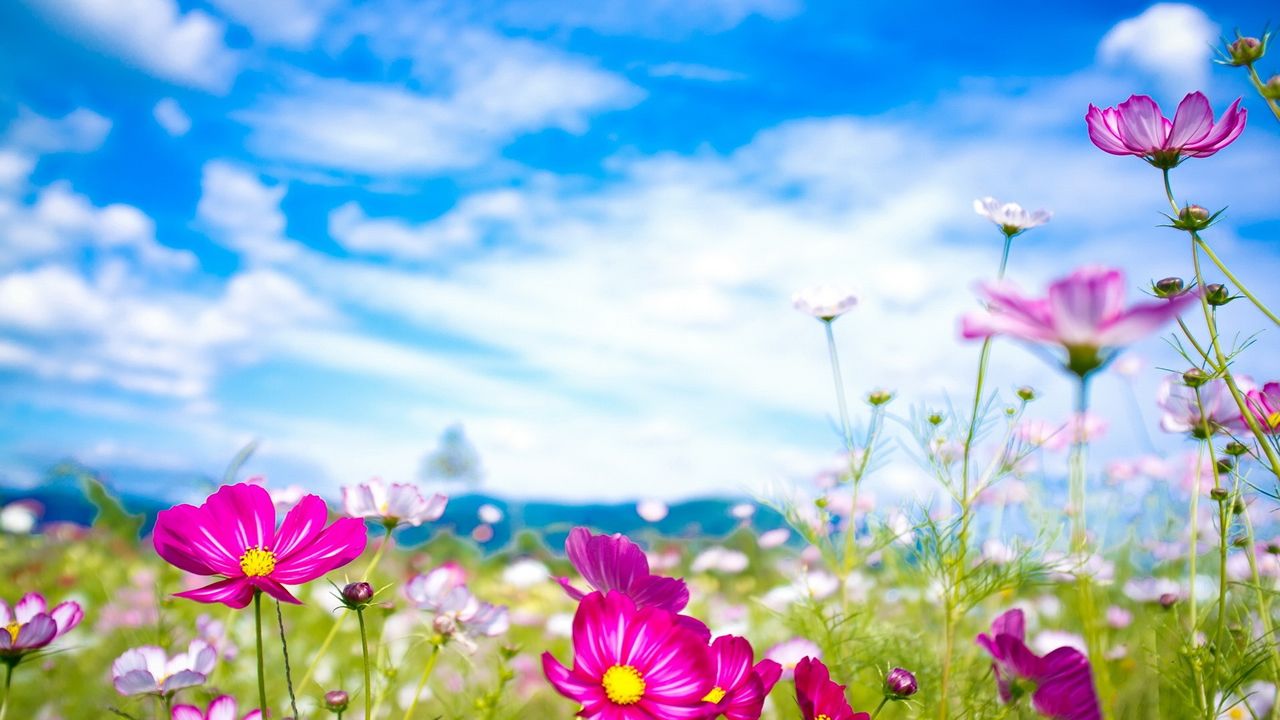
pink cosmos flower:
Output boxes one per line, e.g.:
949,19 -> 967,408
1086,92 -> 1247,168
1158,375 -> 1252,438
405,565 -> 509,649
794,657 -> 870,720
172,695 -> 262,720
555,527 -> 703,640
1246,382 -> 1280,434
153,483 -> 368,609
961,266 -> 1197,377
341,478 -> 447,527
542,590 -> 716,720
974,197 -> 1051,236
975,609 -> 1100,720
0,592 -> 82,660
793,285 -> 860,321
704,635 -> 782,720
765,638 -> 821,681
112,639 -> 217,696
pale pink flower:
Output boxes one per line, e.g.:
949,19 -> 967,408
341,478 -> 447,527
1086,92 -> 1247,168
765,637 -> 821,680
1158,375 -> 1252,438
792,285 -> 859,321
974,197 -> 1051,236
962,266 -> 1197,377
112,639 -> 217,696
636,499 -> 669,523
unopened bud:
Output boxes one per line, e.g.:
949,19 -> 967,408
1004,405 -> 1017,416
1159,593 -> 1179,608
927,413 -> 944,426
1224,441 -> 1248,457
324,690 -> 350,713
885,667 -> 918,698
341,581 -> 374,608
1016,386 -> 1037,402
1233,498 -> 1246,515
1210,487 -> 1229,501
815,496 -> 829,509
1205,284 -> 1231,306
1233,536 -> 1250,548
867,389 -> 894,406
1264,75 -> 1280,101
1181,204 -> 1210,222
1182,368 -> 1210,388
1215,458 -> 1234,474
433,614 -> 458,636
1226,36 -> 1265,66
1153,277 -> 1185,298
1267,543 -> 1280,555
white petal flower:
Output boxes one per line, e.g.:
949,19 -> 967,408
791,285 -> 859,320
974,197 -> 1052,235
342,478 -> 447,526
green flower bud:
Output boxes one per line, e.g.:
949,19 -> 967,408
1215,458 -> 1234,474
1205,284 -> 1231,306
1210,487 -> 1229,501
1226,36 -> 1265,66
1264,75 -> 1280,101
1224,441 -> 1249,456
867,389 -> 894,406
1153,277 -> 1186,298
927,413 -> 944,426
1016,386 -> 1037,401
1182,368 -> 1210,388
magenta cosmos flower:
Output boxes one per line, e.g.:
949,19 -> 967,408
341,478 -> 447,527
704,635 -> 781,720
543,590 -> 716,720
1246,382 -> 1280,434
153,483 -> 367,609
962,266 -> 1197,378
975,609 -> 1100,720
794,657 -> 869,720
0,592 -> 82,661
173,695 -> 262,720
1086,92 -> 1246,169
1158,375 -> 1252,438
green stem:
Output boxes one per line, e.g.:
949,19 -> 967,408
1070,375 -> 1111,720
870,697 -> 890,719
1246,65 -> 1280,122
1238,482 -> 1280,720
358,608 -> 373,720
1192,235 -> 1280,329
402,645 -> 441,720
823,319 -> 854,450
276,600 -> 299,720
0,663 -> 13,720
299,523 -> 396,691
254,590 -> 267,719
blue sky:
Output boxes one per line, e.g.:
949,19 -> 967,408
0,0 -> 1277,503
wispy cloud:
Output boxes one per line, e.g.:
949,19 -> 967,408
1098,3 -> 1219,96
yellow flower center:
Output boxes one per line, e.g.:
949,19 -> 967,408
1268,412 -> 1280,430
703,686 -> 726,704
1227,707 -> 1248,720
602,665 -> 645,705
816,716 -> 833,720
239,547 -> 277,577
4,622 -> 19,643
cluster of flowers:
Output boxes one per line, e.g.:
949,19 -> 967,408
542,527 -> 922,720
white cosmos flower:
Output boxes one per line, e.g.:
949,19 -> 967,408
112,639 -> 217,696
791,285 -> 859,320
341,478 -> 447,526
974,197 -> 1051,235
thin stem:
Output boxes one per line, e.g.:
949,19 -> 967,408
276,600 -> 299,720
1208,440 -> 1228,720
402,645 -> 441,720
254,590 -> 267,719
1162,168 -> 1180,214
1238,483 -> 1280,720
870,697 -> 891,719
1071,375 -> 1111,720
1193,235 -> 1280,329
299,524 -> 396,691
823,320 -> 854,449
358,608 -> 373,720
0,663 -> 13,720
997,233 -> 1013,280
1246,65 -> 1280,122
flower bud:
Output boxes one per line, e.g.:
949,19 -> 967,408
1159,593 -> 1179,609
1170,204 -> 1217,232
1267,543 -> 1280,555
1224,441 -> 1249,457
341,582 -> 374,608
885,668 -> 918,698
1215,458 -> 1234,474
1264,75 -> 1280,101
433,613 -> 458,636
324,690 -> 350,713
1205,284 -> 1231,306
867,389 -> 894,406
1182,368 -> 1210,388
1016,386 -> 1037,402
1226,36 -> 1265,66
1233,536 -> 1251,548
1233,498 -> 1246,515
1180,204 -> 1210,222
815,496 -> 829,509
1210,487 -> 1229,501
1152,277 -> 1185,298
927,413 -> 944,426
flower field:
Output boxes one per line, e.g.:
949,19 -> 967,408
3,25 -> 1280,720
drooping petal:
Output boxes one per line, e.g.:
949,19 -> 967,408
628,574 -> 690,614
12,613 -> 56,649
565,528 -> 651,597
174,577 -> 257,609
49,601 -> 83,638
270,516 -> 367,584
554,576 -> 589,602
1166,92 -> 1215,148
161,669 -> 210,693
1184,98 -> 1247,156
250,577 -> 304,605
1085,105 -> 1133,155
1033,647 -> 1101,720
13,593 -> 46,624
271,494 -> 329,560
753,659 -> 782,695
542,651 -> 603,705
114,669 -> 162,696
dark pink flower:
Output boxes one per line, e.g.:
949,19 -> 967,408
961,266 -> 1197,377
153,483 -> 368,609
542,590 -> 716,720
556,527 -> 709,640
975,609 -> 1100,720
794,657 -> 869,720
172,695 -> 262,720
1086,92 -> 1246,169
1246,382 -> 1280,434
703,635 -> 781,720
0,592 -> 82,660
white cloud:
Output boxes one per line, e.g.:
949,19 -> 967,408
153,99 -> 192,137
4,107 -> 111,154
1098,3 -> 1219,95
208,0 -> 340,47
493,0 -> 800,37
238,31 -> 642,174
329,189 -> 527,260
647,62 -> 747,82
22,0 -> 239,91
196,161 -> 302,263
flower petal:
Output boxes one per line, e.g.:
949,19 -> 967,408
1115,94 -> 1169,153
566,527 -> 650,596
272,494 -> 329,560
13,593 -> 46,624
204,483 -> 276,555
1086,105 -> 1133,156
251,577 -> 304,605
174,577 -> 257,609
49,601 -> 83,638
628,574 -> 690,614
542,651 -> 601,705
171,705 -> 206,720
153,503 -> 242,576
161,669 -> 209,693
1184,98 -> 1247,156
1167,92 -> 1214,148
207,695 -> 239,720
270,516 -> 367,584
114,669 -> 161,696
1033,647 -> 1100,720
12,613 -> 56,649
